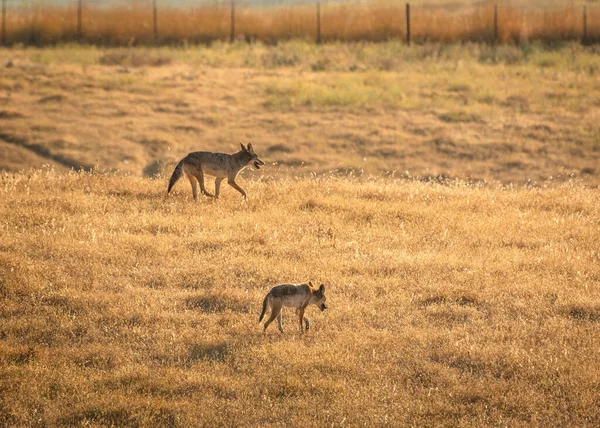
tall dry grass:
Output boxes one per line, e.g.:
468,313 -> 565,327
1,169 -> 599,426
2,1 -> 599,45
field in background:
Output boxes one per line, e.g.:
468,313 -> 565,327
2,0 -> 600,45
1,42 -> 599,185
1,171 -> 599,426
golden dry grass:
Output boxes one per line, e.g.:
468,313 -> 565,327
1,42 -> 599,185
1,41 -> 600,426
1,169 -> 599,426
2,1 -> 600,45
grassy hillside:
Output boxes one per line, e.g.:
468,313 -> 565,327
1,171 -> 599,426
1,42 -> 599,186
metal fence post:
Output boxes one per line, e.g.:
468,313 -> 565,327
230,0 -> 235,42
493,4 -> 498,44
1,0 -> 6,46
77,0 -> 82,41
153,0 -> 158,41
583,5 -> 587,44
316,1 -> 321,44
406,3 -> 410,45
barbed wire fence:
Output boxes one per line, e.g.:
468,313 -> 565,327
0,0 -> 597,46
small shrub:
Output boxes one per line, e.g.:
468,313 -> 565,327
447,83 -> 471,93
503,95 -> 530,112
438,111 -> 482,123
0,110 -> 25,119
99,51 -> 171,67
478,45 -> 524,65
310,58 -> 331,71
261,50 -> 302,68
38,94 -> 66,104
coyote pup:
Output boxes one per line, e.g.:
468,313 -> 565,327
167,143 -> 264,200
259,282 -> 328,333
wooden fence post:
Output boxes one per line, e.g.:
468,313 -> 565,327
77,0 -> 82,42
316,1 -> 321,44
230,0 -> 235,43
406,3 -> 410,45
583,5 -> 587,44
153,0 -> 158,41
493,4 -> 498,44
1,0 -> 6,46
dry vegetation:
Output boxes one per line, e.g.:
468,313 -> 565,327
1,42 -> 599,185
1,40 -> 600,425
1,169 -> 599,426
2,0 -> 599,45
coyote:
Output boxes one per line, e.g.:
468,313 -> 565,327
258,282 -> 328,333
167,143 -> 264,200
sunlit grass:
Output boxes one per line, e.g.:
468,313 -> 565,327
1,169 -> 599,425
261,73 -> 412,109
0,42 -> 598,184
1,33 -> 600,426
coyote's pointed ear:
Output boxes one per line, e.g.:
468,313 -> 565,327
240,142 -> 248,152
319,284 -> 325,293
247,143 -> 254,153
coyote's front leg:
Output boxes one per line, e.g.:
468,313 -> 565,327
227,176 -> 247,200
296,307 -> 308,333
194,170 -> 214,197
214,177 -> 225,198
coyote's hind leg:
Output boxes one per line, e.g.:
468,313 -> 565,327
186,174 -> 198,200
195,170 -> 214,197
215,177 -> 224,198
263,301 -> 283,333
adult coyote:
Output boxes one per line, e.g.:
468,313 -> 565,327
259,282 -> 328,333
167,143 -> 264,200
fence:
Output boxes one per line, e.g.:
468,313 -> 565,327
1,0 -> 598,46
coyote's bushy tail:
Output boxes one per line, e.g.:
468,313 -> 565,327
258,294 -> 270,323
167,158 -> 185,194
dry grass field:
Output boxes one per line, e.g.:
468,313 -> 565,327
1,42 -> 599,185
1,42 -> 600,426
1,171 -> 599,426
2,0 -> 600,45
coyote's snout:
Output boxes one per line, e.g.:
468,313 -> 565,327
258,282 -> 328,333
167,142 -> 264,200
